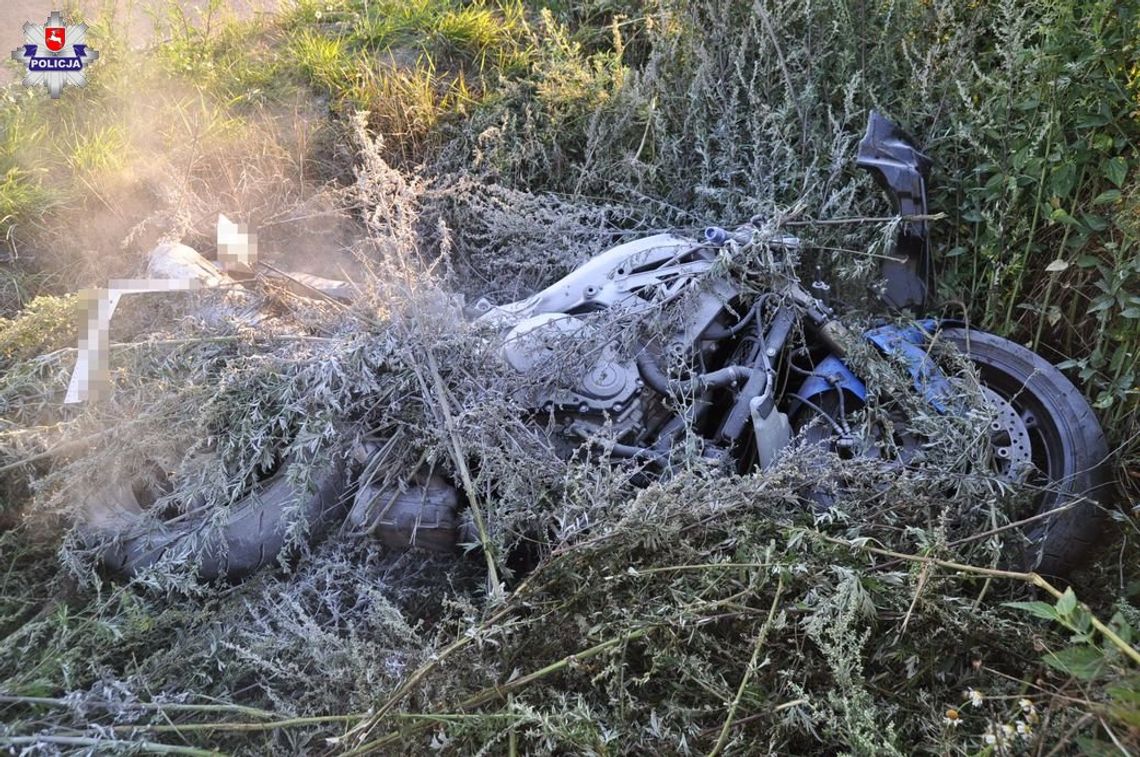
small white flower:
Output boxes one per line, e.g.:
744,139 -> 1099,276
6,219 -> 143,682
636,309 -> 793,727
983,733 -> 997,745
944,708 -> 961,727
1018,697 -> 1034,713
966,688 -> 984,707
1016,721 -> 1033,739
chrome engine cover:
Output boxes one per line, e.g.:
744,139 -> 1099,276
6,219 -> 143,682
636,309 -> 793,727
500,312 -> 641,414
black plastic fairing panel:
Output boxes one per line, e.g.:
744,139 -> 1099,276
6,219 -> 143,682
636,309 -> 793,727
856,111 -> 933,312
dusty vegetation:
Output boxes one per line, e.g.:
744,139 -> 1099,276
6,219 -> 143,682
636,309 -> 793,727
1,0 -> 1138,753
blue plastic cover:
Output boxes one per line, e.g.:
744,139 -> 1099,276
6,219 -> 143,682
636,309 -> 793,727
794,319 -> 952,412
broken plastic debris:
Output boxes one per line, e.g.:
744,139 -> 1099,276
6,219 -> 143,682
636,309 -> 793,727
146,242 -> 233,286
64,242 -> 237,405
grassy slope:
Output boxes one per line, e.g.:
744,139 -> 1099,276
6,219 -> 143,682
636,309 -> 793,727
0,0 -> 1138,753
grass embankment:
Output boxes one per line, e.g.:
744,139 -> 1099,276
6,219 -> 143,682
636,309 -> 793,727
0,0 -> 1138,753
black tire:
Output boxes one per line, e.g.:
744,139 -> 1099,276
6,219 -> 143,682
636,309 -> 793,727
80,452 -> 348,581
938,328 -> 1112,579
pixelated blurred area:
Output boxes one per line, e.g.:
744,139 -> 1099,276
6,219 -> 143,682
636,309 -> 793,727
215,214 -> 257,273
67,278 -> 202,404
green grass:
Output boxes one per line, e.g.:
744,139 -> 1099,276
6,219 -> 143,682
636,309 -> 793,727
274,0 -> 531,160
0,293 -> 76,365
292,29 -> 353,93
0,92 -> 63,254
0,0 -> 530,257
349,0 -> 526,65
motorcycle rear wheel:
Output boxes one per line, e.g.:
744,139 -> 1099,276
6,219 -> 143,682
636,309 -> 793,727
937,328 -> 1112,579
80,452 -> 347,581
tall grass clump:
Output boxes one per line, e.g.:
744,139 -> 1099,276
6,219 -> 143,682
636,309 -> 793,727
280,0 -> 530,163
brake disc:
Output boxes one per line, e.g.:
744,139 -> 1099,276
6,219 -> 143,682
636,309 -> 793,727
979,385 -> 1033,481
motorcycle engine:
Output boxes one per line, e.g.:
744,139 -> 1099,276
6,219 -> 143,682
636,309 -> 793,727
500,312 -> 645,441
478,230 -> 753,456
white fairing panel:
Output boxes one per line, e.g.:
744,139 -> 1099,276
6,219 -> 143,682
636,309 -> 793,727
476,233 -> 710,326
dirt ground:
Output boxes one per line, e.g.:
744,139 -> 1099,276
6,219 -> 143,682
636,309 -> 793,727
1,0 -> 280,85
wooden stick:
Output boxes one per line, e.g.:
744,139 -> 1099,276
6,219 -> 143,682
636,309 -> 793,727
421,348 -> 501,592
781,213 -> 947,226
0,695 -> 272,719
108,714 -> 362,735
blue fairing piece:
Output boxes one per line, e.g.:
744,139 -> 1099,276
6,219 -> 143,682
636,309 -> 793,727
795,319 -> 953,412
795,355 -> 867,406
863,320 -> 953,411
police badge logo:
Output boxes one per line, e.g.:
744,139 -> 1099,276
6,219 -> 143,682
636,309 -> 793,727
11,11 -> 99,99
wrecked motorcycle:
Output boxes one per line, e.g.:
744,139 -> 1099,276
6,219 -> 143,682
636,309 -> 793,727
83,113 -> 1112,581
